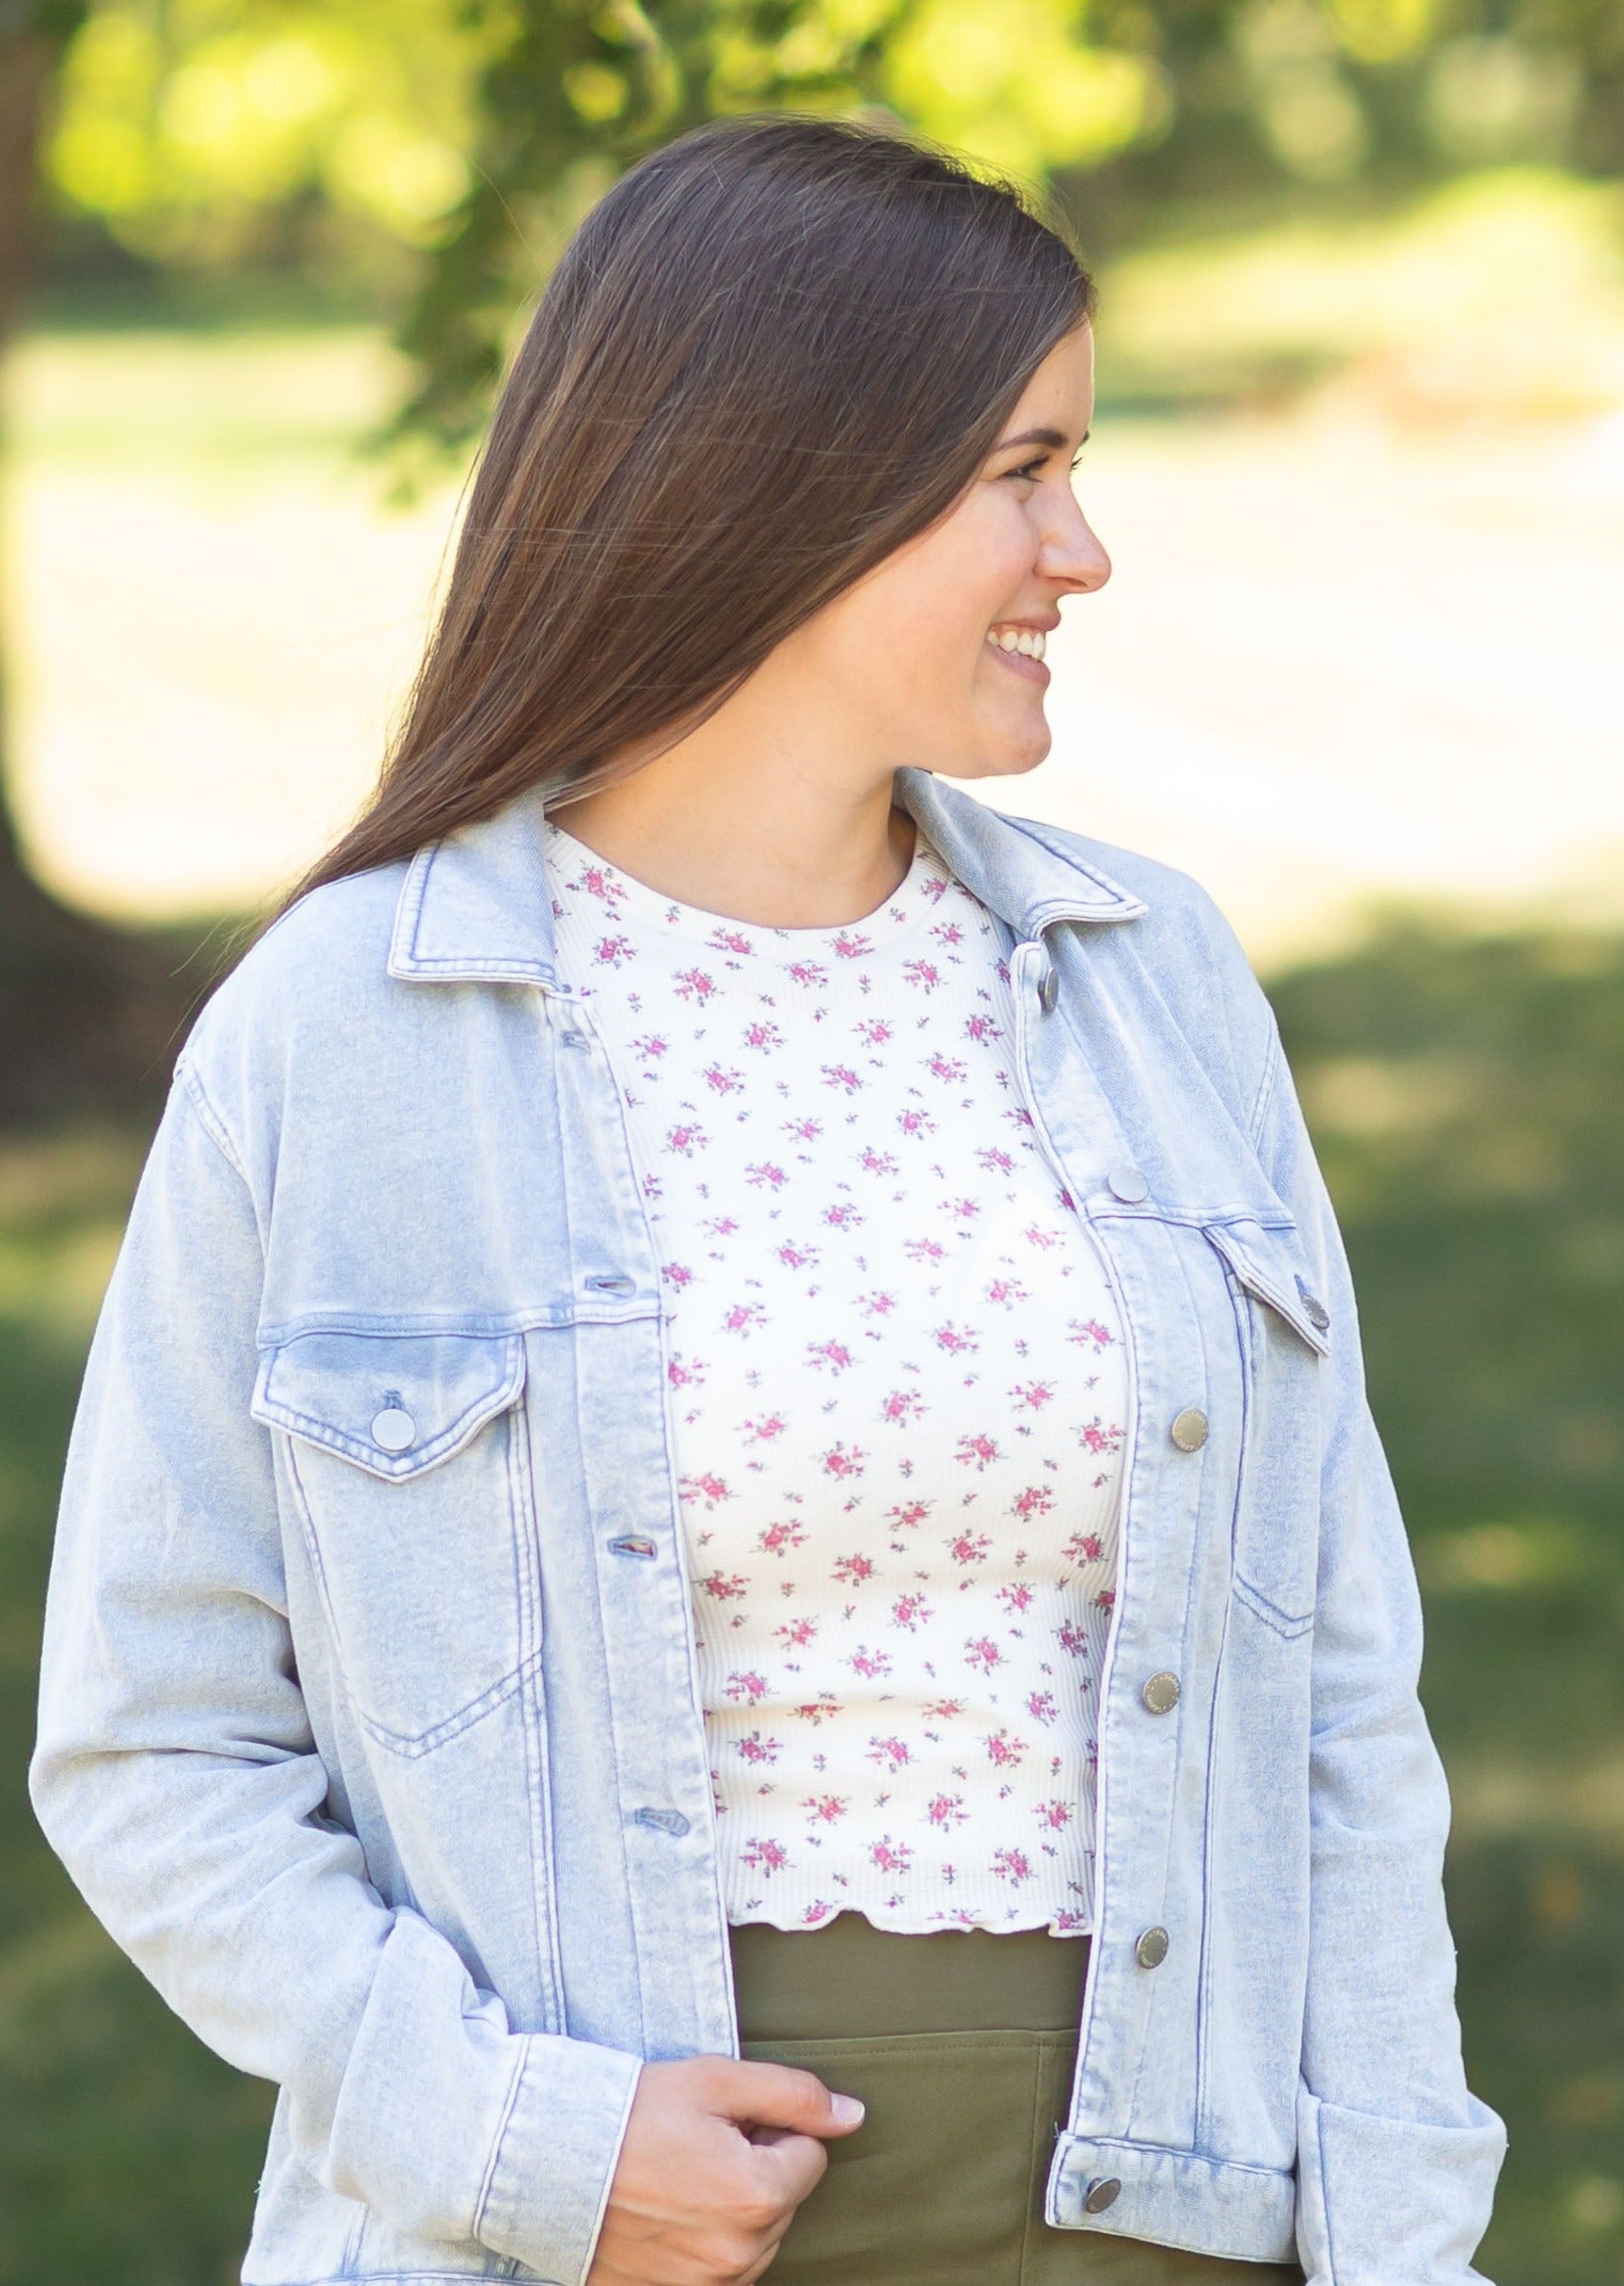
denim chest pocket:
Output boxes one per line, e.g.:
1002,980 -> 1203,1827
1201,1218 -> 1330,1639
251,1328 -> 531,1755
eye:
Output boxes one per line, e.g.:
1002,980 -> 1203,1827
1003,455 -> 1048,482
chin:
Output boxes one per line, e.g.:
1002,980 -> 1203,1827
945,731 -> 1052,784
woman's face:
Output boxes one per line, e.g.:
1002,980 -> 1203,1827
778,324 -> 1108,785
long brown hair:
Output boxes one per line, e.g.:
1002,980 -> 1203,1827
289,114 -> 1093,907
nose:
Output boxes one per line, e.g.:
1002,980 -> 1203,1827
1042,489 -> 1111,595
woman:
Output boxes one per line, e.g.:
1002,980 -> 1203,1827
31,115 -> 1504,2286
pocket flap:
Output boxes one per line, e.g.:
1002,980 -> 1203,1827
1203,1219 -> 1331,1356
252,1329 -> 526,1481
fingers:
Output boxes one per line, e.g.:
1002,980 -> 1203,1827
700,2057 -> 866,2139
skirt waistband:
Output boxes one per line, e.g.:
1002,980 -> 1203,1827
729,1913 -> 1092,2040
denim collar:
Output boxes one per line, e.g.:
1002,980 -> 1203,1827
387,764 -> 1148,986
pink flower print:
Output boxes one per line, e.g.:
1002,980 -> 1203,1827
880,1390 -> 926,1428
890,1593 -> 933,1632
666,1354 -> 708,1391
955,1431 -> 1000,1472
861,1289 -> 898,1317
902,958 -> 942,992
725,1670 -> 769,1705
923,1698 -> 965,1719
833,931 -> 874,960
855,1018 -> 893,1046
661,1260 -> 694,1290
784,1116 -> 822,1143
1096,1588 -> 1116,1614
776,1240 -> 821,1272
984,1730 -> 1026,1769
870,1836 -> 913,1875
847,1645 -> 892,1681
1068,1318 -> 1115,1350
965,1013 -> 1004,1045
791,1696 -> 840,1724
926,1793 -> 968,1828
804,1795 -> 848,1825
742,1838 -> 790,1877
905,1237 -> 946,1266
821,1063 -> 863,1095
925,1052 -> 968,1082
859,1145 -> 899,1177
965,1636 -> 1004,1674
886,1499 -> 931,1532
1057,1622 -> 1089,1659
802,1899 -> 837,1925
787,960 -> 828,989
665,1121 -> 709,1159
867,1735 -> 912,1772
722,1302 -> 768,1335
737,1732 -> 782,1765
632,1032 -> 669,1061
776,1616 -> 818,1649
1012,1485 -> 1056,1522
672,966 -> 718,1001
932,1320 -> 978,1356
702,1063 -> 744,1095
985,1276 -> 1029,1309
998,1582 -> 1035,1617
944,1196 -> 980,1223
699,1570 -> 747,1602
807,1339 -> 855,1374
896,1106 -> 936,1141
744,1413 -> 789,1445
1035,1800 -> 1072,1830
1052,1909 -> 1088,1934
681,1471 -> 733,1509
946,1531 -> 992,1569
707,927 -> 754,957
1010,1381 -> 1055,1412
930,917 -> 966,945
1023,1223 -> 1060,1251
992,1847 -> 1034,1885
1026,1690 -> 1060,1726
821,1444 -> 867,1484
744,1020 -> 784,1052
832,1550 -> 876,1585
592,933 -> 635,967
577,862 -> 624,907
757,1518 -> 807,1559
976,1146 -> 1015,1176
705,1215 -> 740,1237
1082,1421 -> 1123,1457
1062,1532 -> 1105,1567
822,1202 -> 865,1232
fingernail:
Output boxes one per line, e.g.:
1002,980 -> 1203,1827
833,2093 -> 865,2126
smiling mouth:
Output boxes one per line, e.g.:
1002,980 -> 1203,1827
985,623 -> 1051,684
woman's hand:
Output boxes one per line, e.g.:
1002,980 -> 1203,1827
587,2054 -> 866,2285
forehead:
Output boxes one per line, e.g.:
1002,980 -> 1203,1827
998,327 -> 1095,437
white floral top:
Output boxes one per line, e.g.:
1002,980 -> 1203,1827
543,814 -> 1128,1936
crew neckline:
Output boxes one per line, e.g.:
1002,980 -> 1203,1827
543,813 -> 951,962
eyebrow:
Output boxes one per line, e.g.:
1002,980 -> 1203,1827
994,426 -> 1090,452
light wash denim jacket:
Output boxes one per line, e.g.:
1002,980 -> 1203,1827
31,765 -> 1505,2286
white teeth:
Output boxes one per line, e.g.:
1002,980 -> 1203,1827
988,626 -> 1047,661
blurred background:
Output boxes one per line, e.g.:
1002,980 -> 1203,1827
0,2 -> 1620,2279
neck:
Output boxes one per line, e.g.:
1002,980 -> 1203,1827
547,707 -> 919,930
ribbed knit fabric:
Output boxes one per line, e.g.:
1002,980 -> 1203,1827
543,814 -> 1128,1936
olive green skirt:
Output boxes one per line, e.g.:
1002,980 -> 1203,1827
731,1915 -> 1304,2286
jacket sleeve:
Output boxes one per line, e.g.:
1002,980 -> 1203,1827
1248,1017 -> 1507,2285
28,1062 -> 642,2286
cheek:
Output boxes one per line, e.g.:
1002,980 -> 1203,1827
879,503 -> 1036,670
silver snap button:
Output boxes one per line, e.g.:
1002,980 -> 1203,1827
609,1535 -> 657,1560
560,1030 -> 590,1050
1169,1407 -> 1209,1452
1135,1925 -> 1170,1969
586,1273 -> 636,1296
1106,1165 -> 1149,1204
1141,1670 -> 1181,1714
1083,2177 -> 1121,2213
1038,961 -> 1059,1012
634,1806 -> 691,1836
371,1406 -> 416,1453
1295,1275 -> 1331,1331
